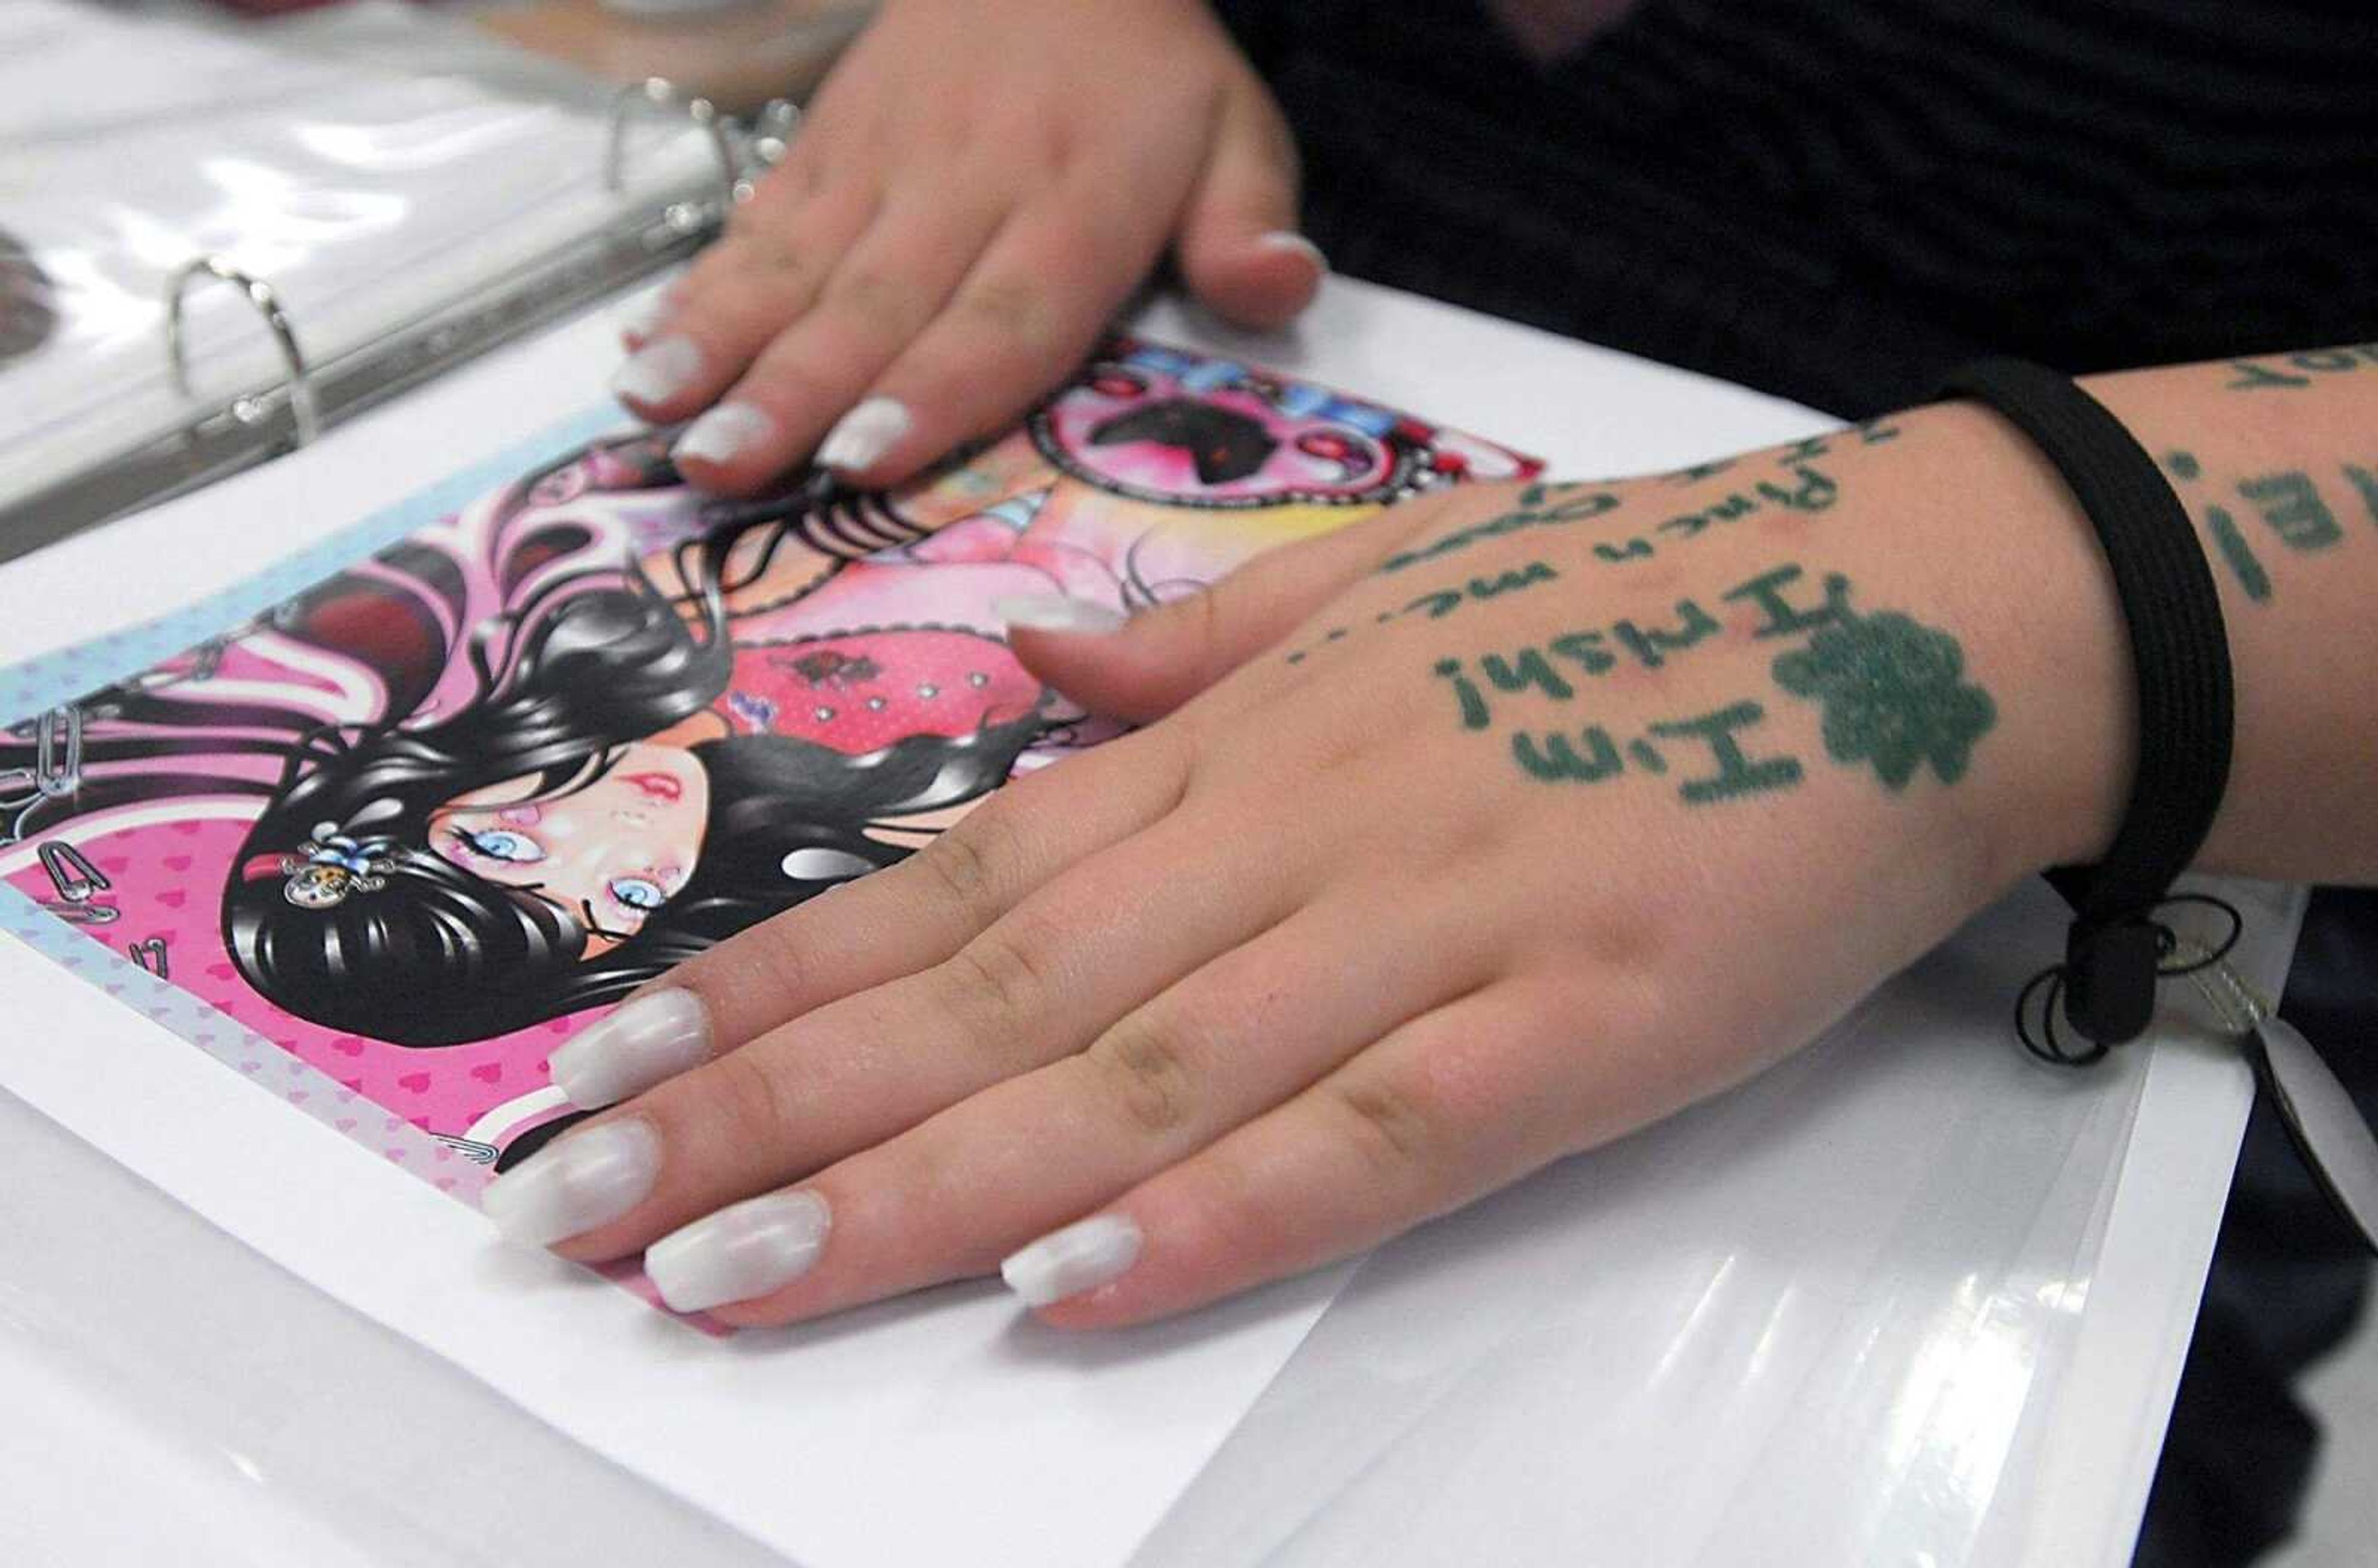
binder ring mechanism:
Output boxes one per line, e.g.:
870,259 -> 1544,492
164,256 -> 321,448
606,77 -> 748,212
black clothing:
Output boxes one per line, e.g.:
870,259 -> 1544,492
1220,0 -> 2378,419
1211,4 -> 2378,1562
2136,888 -> 2378,1566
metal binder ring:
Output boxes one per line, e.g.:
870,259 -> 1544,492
606,77 -> 739,209
165,256 -> 321,447
747,98 -> 803,172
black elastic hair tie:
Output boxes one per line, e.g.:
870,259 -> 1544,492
1935,357 -> 2237,1063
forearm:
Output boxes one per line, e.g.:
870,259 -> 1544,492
2026,347 -> 2378,883
1537,342 -> 2378,895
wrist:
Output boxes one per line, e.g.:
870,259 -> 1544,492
1840,403 -> 2136,887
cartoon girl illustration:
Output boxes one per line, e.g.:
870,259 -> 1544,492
11,435 -> 1044,1048
0,338 -> 1528,1166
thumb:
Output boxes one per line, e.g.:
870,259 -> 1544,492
1174,82 -> 1325,331
996,507 -> 1420,724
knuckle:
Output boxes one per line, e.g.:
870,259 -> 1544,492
1327,1074 -> 1436,1184
949,276 -> 1057,355
1087,1011 -> 1200,1138
695,1043 -> 800,1153
729,910 -> 815,1014
823,263 -> 920,336
718,223 -> 806,282
700,236 -> 825,325
1292,711 -> 1384,781
1181,1144 -> 1292,1268
911,810 -> 1013,918
775,147 -> 831,203
1033,108 -> 1079,174
939,921 -> 1054,1034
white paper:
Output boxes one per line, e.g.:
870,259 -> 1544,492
0,274 -> 1832,1566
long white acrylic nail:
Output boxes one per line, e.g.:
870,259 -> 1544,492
815,396 -> 913,473
479,1119 -> 661,1249
991,593 -> 1130,636
611,334 -> 703,406
549,990 -> 713,1110
1000,1213 -> 1143,1308
672,402 -> 775,467
645,1190 -> 832,1313
1255,230 -> 1329,272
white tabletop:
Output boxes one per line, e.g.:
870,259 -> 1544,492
0,275 -> 2290,1567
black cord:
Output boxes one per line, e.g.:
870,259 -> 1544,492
1938,358 -> 2236,1054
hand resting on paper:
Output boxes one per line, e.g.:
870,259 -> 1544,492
612,0 -> 1320,495
479,351 -> 2378,1326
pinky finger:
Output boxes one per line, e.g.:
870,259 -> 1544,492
1005,981 -> 1595,1330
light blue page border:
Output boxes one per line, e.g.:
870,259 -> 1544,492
0,406 -> 628,725
2,407 -> 635,1192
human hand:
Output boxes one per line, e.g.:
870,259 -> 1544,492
614,0 -> 1322,495
479,406 -> 2133,1327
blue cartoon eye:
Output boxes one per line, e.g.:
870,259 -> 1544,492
607,876 -> 667,912
453,827 -> 545,865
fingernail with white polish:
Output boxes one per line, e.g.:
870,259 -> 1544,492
645,1190 -> 832,1313
816,396 -> 912,473
673,402 -> 775,467
991,594 -> 1130,636
611,334 -> 703,407
621,290 -> 673,341
550,989 -> 712,1110
1000,1213 -> 1143,1308
479,1119 -> 661,1250
1256,230 -> 1329,272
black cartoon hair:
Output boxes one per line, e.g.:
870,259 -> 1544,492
226,711 -> 1038,1047
218,448 -> 1040,1046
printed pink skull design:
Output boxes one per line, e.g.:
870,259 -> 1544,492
1029,341 -> 1522,510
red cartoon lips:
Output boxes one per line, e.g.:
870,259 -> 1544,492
619,771 -> 685,803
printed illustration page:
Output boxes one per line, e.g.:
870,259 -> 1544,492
2,333 -> 1539,1255
0,274 -> 1831,1566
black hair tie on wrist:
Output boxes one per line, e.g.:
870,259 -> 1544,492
1934,357 -> 2236,1065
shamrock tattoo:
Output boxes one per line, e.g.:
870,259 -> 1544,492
1770,611 -> 1997,790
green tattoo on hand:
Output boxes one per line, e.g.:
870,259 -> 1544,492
1645,702 -> 1805,803
1772,612 -> 1997,790
1507,702 -> 1801,804
1379,484 -> 1622,574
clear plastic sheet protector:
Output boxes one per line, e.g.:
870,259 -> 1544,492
0,0 -> 720,511
0,276 -> 2293,1566
1133,878 -> 2304,1568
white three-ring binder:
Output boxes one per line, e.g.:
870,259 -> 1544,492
0,0 -> 793,560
